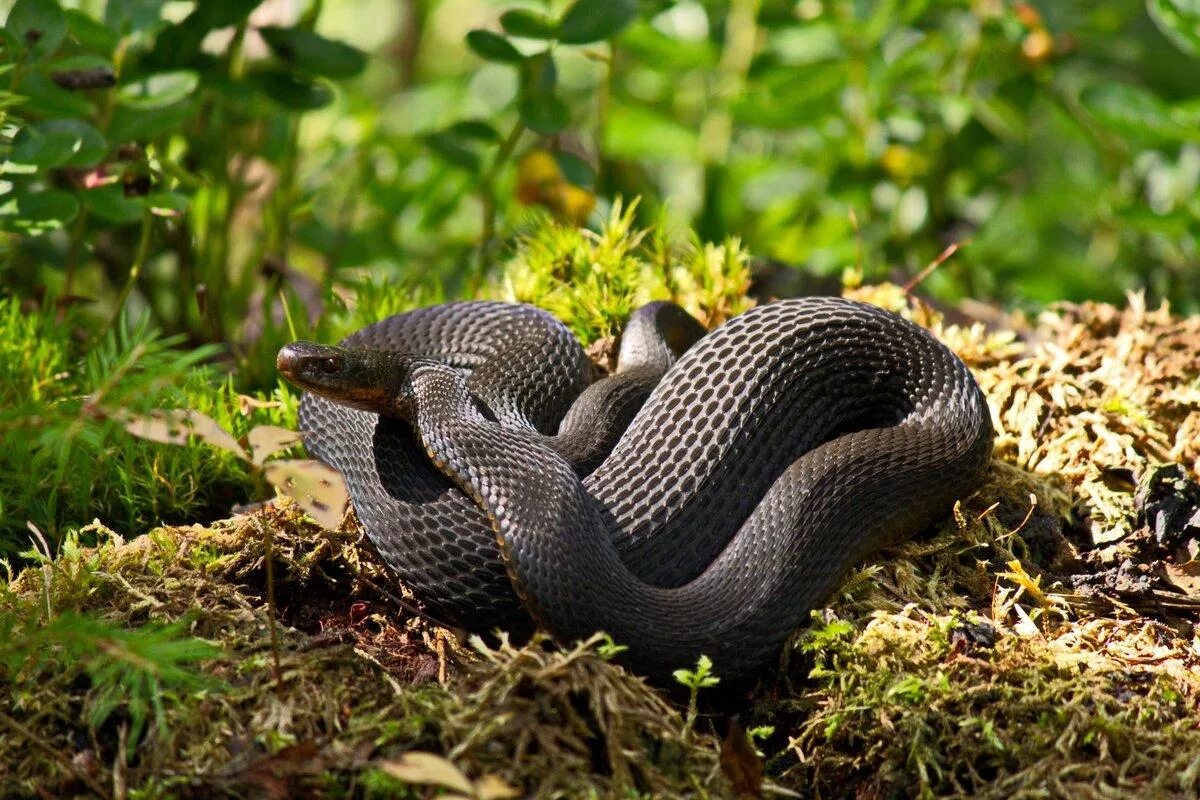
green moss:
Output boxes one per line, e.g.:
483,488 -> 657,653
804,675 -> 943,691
490,201 -> 753,345
0,298 -> 298,557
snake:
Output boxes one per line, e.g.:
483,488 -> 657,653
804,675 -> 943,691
278,297 -> 994,680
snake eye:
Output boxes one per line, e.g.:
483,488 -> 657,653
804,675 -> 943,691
318,356 -> 342,374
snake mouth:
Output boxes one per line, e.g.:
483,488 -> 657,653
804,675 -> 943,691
277,342 -> 343,378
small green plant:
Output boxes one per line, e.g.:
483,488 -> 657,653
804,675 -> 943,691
0,608 -> 221,751
491,200 -> 753,344
0,296 -> 299,557
673,654 -> 720,739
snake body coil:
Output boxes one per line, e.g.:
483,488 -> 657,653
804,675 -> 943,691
282,298 -> 993,679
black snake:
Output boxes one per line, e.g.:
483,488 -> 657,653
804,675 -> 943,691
278,298 -> 993,679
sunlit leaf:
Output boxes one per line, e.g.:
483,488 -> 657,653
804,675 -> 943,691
11,119 -> 106,168
1147,0 -> 1200,56
118,70 -> 200,109
145,191 -> 189,217
1081,82 -> 1193,143
376,752 -> 474,794
122,408 -> 248,459
247,425 -> 303,466
262,459 -> 348,530
0,190 -> 80,234
475,774 -> 521,800
605,104 -> 698,159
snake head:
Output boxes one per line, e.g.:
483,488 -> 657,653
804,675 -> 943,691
277,341 -> 426,418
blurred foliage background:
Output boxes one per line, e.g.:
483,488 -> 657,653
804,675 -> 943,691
4,0 -> 1200,346
1,0 -> 1199,549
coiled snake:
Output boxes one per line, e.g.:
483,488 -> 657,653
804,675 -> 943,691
278,298 -> 993,679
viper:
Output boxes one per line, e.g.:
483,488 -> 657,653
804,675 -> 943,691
278,298 -> 993,679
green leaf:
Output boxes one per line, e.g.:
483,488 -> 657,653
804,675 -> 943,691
605,104 -> 698,159
554,151 -> 596,188
11,119 -> 106,167
104,0 -> 167,35
84,185 -> 145,224
146,190 -> 189,216
64,8 -> 119,54
15,71 -> 95,116
118,70 -> 200,109
444,119 -> 501,142
500,9 -> 558,40
186,0 -> 263,31
423,133 -> 481,171
12,124 -> 80,167
0,189 -> 80,234
521,51 -> 558,95
6,0 -> 67,61
557,0 -> 637,45
258,26 -> 367,79
107,100 -> 196,142
518,91 -> 569,135
1147,0 -> 1200,57
1080,82 -> 1193,143
515,52 -> 564,134
253,70 -> 334,110
465,29 -> 524,63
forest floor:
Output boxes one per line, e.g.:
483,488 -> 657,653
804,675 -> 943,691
3,282 -> 1200,799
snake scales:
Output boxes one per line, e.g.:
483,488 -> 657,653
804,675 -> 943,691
279,298 -> 994,679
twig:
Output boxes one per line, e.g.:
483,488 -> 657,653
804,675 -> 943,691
258,517 -> 283,684
0,710 -> 110,799
903,240 -> 968,295
343,564 -> 457,632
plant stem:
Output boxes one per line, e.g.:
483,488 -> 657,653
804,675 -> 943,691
260,517 -> 283,684
698,0 -> 761,166
104,210 -> 154,336
696,0 -> 761,238
64,208 -> 90,294
475,120 -> 525,281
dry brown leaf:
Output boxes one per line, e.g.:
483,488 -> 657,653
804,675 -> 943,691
474,774 -> 521,800
247,425 -> 303,465
720,717 -> 764,799
263,459 -> 348,530
123,409 -> 246,459
376,751 -> 474,794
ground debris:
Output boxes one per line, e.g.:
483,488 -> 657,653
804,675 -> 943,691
3,284 -> 1200,799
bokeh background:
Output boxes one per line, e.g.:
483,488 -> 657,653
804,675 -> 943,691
4,0 -> 1200,331
1,0 -> 1199,549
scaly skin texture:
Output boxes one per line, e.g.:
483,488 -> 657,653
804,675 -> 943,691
288,301 -> 703,632
283,298 -> 994,679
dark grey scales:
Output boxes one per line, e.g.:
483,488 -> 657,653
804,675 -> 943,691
279,297 -> 994,680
